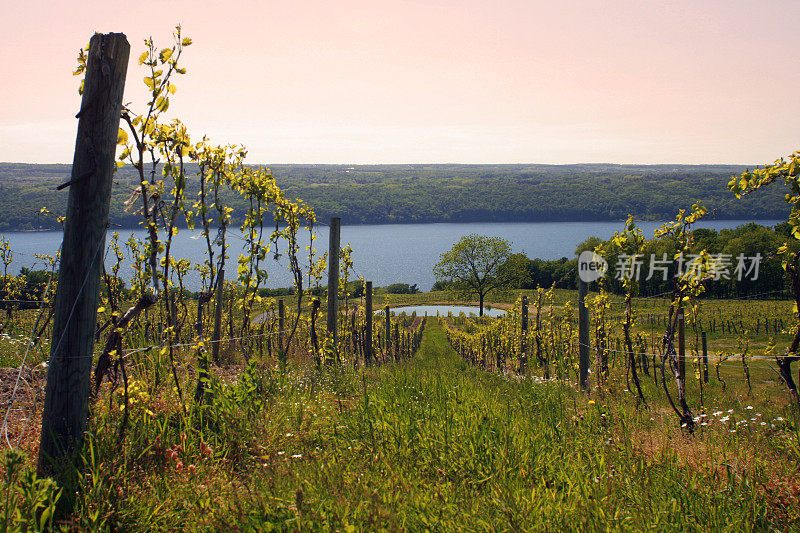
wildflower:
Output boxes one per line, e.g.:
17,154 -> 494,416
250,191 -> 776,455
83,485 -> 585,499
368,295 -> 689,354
588,400 -> 596,405
291,454 -> 302,459
200,442 -> 213,457
188,464 -> 196,475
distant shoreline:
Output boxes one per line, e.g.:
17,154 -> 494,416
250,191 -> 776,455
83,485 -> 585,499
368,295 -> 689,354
0,217 -> 783,234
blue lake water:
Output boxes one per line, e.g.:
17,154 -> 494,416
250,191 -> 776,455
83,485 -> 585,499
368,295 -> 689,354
0,219 -> 781,291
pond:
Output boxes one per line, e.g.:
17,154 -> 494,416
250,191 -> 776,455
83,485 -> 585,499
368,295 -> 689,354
385,305 -> 507,317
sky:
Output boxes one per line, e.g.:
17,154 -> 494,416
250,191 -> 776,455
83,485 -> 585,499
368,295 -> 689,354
1,0 -> 798,165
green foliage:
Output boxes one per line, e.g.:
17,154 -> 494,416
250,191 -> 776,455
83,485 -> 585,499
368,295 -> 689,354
433,234 -> 515,315
501,222 -> 791,299
728,151 -> 800,272
384,283 -> 420,294
2,449 -> 61,531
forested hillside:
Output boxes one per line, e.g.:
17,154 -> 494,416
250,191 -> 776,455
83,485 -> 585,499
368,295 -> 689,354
0,162 -> 787,230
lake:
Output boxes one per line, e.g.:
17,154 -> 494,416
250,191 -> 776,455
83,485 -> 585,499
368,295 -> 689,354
0,219 -> 781,291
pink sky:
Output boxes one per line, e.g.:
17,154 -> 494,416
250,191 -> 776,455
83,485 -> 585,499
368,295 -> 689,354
1,0 -> 798,164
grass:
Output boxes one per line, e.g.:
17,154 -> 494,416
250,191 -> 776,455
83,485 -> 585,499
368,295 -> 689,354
2,320 -> 790,530
2,291 -> 799,530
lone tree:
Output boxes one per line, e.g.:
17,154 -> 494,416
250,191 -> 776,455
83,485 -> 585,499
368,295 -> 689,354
433,234 -> 514,316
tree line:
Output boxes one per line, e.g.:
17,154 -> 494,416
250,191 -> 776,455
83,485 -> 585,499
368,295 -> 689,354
435,222 -> 792,300
0,162 -> 787,230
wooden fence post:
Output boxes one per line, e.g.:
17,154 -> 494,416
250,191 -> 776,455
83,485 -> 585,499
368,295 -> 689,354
38,33 -> 130,481
212,268 -> 225,364
310,298 -> 321,367
578,278 -> 590,390
394,322 -> 400,361
326,217 -> 340,361
701,331 -> 709,384
278,299 -> 285,359
365,281 -> 373,365
520,295 -> 528,375
677,308 -> 685,382
384,305 -> 391,359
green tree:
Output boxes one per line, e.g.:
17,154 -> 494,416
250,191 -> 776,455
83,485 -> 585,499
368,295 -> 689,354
501,252 -> 533,289
433,234 -> 514,316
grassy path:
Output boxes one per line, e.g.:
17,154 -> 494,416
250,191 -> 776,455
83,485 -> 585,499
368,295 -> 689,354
241,321 -> 773,531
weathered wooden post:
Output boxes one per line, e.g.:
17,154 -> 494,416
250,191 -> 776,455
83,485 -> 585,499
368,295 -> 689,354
520,295 -> 528,375
701,331 -> 709,384
326,217 -> 340,362
38,33 -> 130,481
310,298 -> 321,367
278,299 -> 285,357
394,322 -> 400,360
578,278 -> 590,390
677,308 -> 686,382
211,268 -> 225,364
365,281 -> 373,365
384,305 -> 391,359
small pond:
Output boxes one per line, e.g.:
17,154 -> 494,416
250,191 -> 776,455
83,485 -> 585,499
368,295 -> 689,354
384,305 -> 507,317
